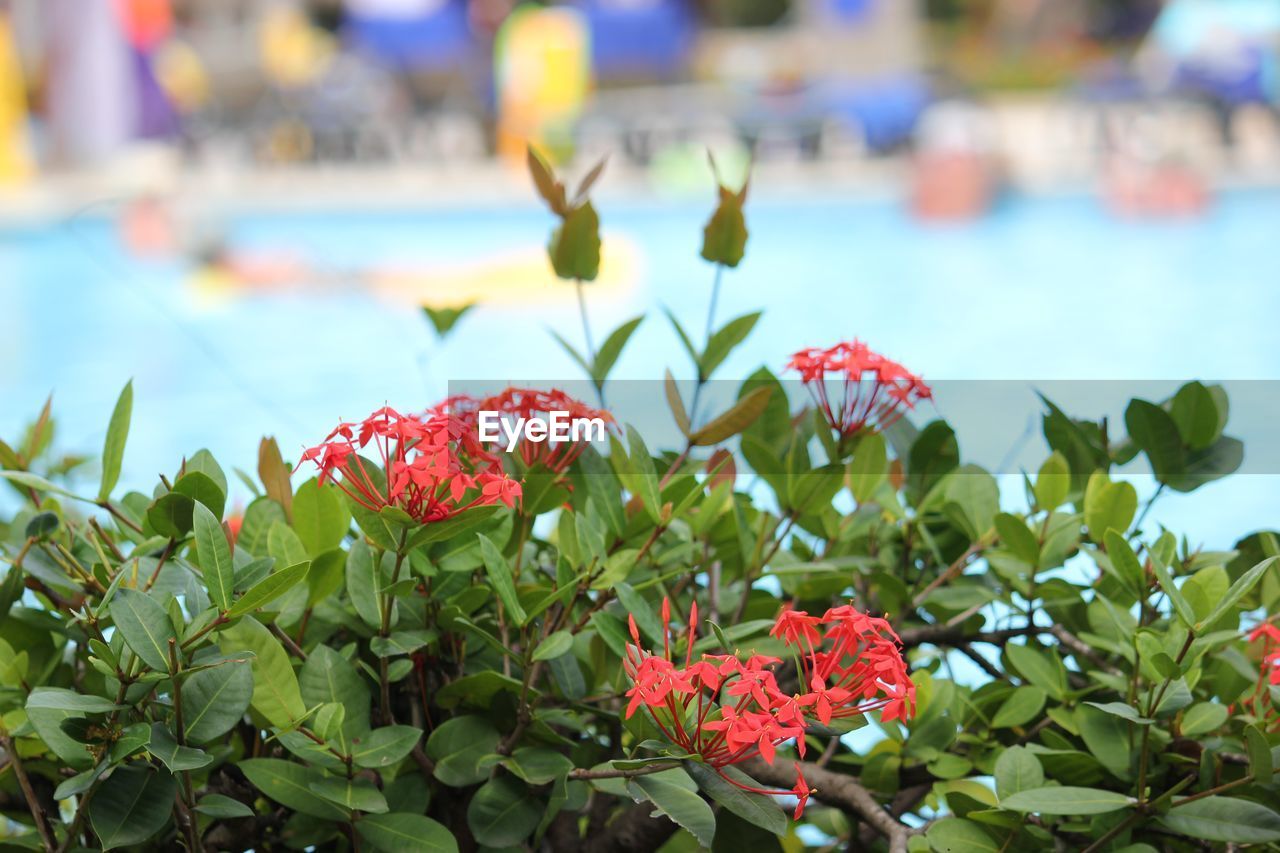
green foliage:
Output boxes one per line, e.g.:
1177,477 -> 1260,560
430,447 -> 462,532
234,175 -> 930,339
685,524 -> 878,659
0,184 -> 1277,853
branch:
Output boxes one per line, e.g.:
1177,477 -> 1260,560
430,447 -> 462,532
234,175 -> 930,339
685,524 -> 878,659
582,800 -> 680,853
740,756 -> 916,853
0,735 -> 57,851
898,624 -> 1033,648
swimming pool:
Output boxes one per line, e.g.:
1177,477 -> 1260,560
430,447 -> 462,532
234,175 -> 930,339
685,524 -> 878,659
2,188 -> 1278,542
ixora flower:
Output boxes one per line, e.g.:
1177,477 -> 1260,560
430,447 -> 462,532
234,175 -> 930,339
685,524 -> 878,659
1241,622 -> 1280,730
300,405 -> 521,526
622,599 -> 914,819
453,387 -> 613,475
787,340 -> 931,439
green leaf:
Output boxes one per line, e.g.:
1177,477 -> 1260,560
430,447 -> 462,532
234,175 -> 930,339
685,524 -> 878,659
238,758 -> 348,820
293,479 -> 351,557
346,539 -> 385,628
1197,556 -> 1277,631
1034,451 -> 1071,511
311,777 -> 389,814
467,775 -> 542,847
700,311 -> 760,378
1005,644 -> 1065,701
26,688 -> 123,713
1245,723 -> 1274,782
690,385 -> 772,446
925,817 -> 1000,853
1075,703 -> 1133,781
1179,702 -> 1228,736
700,185 -> 748,267
848,432 -> 888,503
195,793 -> 254,819
357,813 -> 459,853
1084,472 -> 1137,542
1126,399 -> 1186,484
0,470 -> 84,501
148,722 -> 213,771
228,561 -> 310,617
299,645 -> 371,744
1169,381 -> 1221,450
995,513 -> 1040,566
193,500 -> 235,612
991,686 -> 1047,728
592,315 -> 643,385
1000,786 -> 1133,815
1104,530 -> 1146,596
422,303 -> 476,340
109,588 -> 176,672
500,746 -> 575,785
425,715 -> 501,787
1084,702 -> 1154,725
1150,552 -> 1196,628
630,772 -> 716,848
88,765 -> 176,850
994,746 -> 1044,800
1159,797 -> 1280,843
98,380 -> 132,501
173,471 -> 225,521
352,726 -> 423,769
218,616 -> 305,729
548,202 -> 601,281
145,492 -> 194,540
478,533 -> 526,626
532,630 -> 574,662
685,761 -> 786,837
182,659 -> 253,743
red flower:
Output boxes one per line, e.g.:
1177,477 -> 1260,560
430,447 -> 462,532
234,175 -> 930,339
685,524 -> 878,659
621,596 -> 911,819
772,606 -> 822,649
791,765 -> 813,820
468,387 -> 613,475
786,340 -> 930,439
300,405 -> 520,528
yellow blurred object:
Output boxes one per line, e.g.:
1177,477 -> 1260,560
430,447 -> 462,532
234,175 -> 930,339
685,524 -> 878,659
154,39 -> 211,112
372,236 -> 641,306
494,6 -> 590,164
0,15 -> 33,186
260,6 -> 334,88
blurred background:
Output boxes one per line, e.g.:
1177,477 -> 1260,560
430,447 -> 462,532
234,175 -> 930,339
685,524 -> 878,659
2,0 -> 1279,541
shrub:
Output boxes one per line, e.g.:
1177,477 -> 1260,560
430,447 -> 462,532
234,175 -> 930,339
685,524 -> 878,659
0,156 -> 1277,852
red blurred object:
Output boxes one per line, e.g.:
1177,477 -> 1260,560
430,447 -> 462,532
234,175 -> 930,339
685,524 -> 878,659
112,0 -> 173,50
910,152 -> 996,222
1104,158 -> 1210,218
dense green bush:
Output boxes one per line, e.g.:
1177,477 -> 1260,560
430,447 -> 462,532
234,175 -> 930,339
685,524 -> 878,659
0,155 -> 1277,852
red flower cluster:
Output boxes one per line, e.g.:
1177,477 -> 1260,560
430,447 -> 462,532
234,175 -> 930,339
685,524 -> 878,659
787,340 -> 931,438
622,599 -> 914,819
1242,622 -> 1280,731
300,406 -> 521,526
435,387 -> 613,475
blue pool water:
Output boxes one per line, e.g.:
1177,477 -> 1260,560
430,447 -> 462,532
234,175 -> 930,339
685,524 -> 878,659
2,188 -> 1279,543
